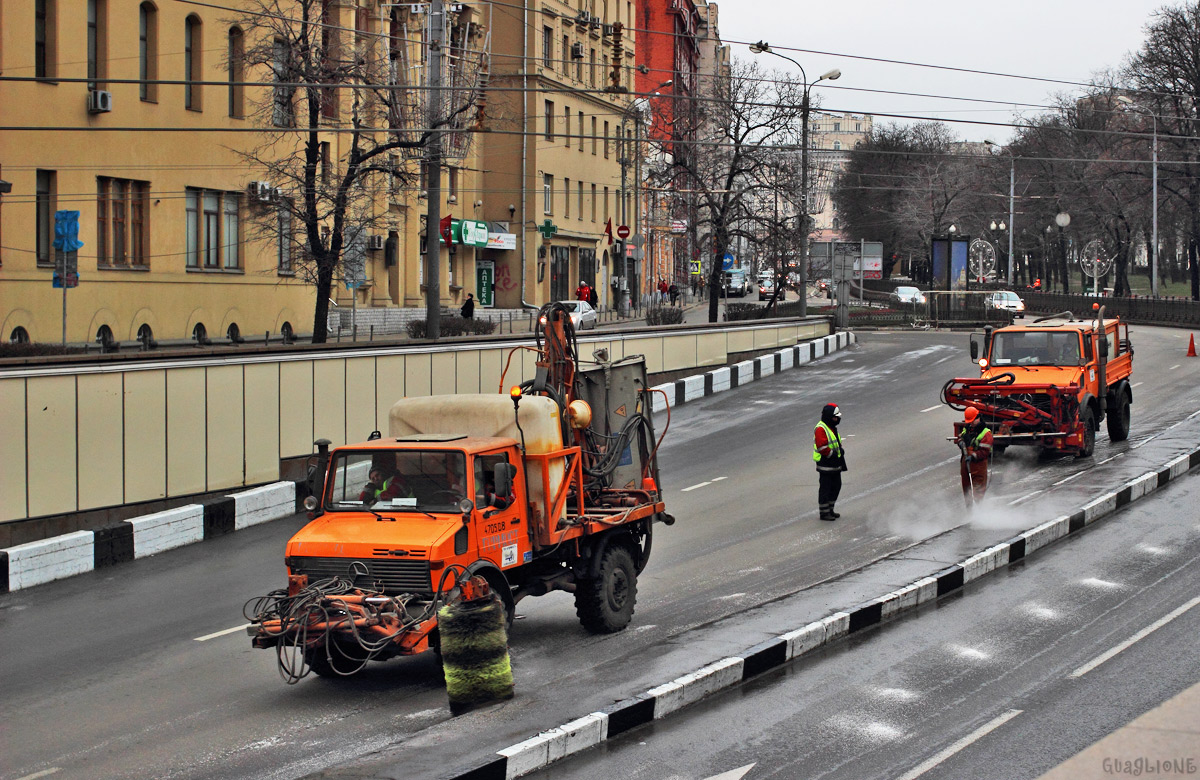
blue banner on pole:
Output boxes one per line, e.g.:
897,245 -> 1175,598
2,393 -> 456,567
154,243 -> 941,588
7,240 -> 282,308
53,210 -> 84,251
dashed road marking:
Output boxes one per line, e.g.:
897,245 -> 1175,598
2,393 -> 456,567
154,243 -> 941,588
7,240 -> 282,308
1131,381 -> 1143,388
1053,472 -> 1084,486
711,476 -> 728,482
195,625 -> 247,642
682,481 -> 712,492
1069,596 -> 1200,678
14,770 -> 61,780
1169,364 -> 1181,371
1009,490 -> 1043,506
895,710 -> 1022,780
920,405 -> 942,413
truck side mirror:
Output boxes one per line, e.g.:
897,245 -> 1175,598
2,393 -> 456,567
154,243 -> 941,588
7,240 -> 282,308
969,335 -> 981,361
494,463 -> 515,500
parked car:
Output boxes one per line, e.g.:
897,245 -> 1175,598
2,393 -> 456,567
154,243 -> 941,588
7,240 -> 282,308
548,300 -> 598,330
758,276 -> 776,301
889,286 -> 926,305
816,278 -> 834,298
987,290 -> 1026,318
722,271 -> 749,297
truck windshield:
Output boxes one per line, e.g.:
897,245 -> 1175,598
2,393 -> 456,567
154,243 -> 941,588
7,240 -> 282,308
991,331 -> 1082,366
326,450 -> 468,513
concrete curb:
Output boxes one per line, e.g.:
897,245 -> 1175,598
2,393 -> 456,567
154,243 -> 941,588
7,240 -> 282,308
0,332 -> 853,595
441,445 -> 1200,780
653,331 -> 855,414
0,481 -> 306,593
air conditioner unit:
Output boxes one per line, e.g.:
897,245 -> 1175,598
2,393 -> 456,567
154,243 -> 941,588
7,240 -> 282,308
272,187 -> 285,203
248,181 -> 273,202
602,23 -> 615,36
591,17 -> 602,30
449,3 -> 465,12
571,42 -> 585,59
87,89 -> 113,113
576,11 -> 590,25
409,3 -> 425,14
367,235 -> 385,251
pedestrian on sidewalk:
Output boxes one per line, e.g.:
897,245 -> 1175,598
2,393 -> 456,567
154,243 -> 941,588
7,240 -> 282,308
460,293 -> 475,319
588,285 -> 598,308
813,403 -> 847,521
956,407 -> 992,506
669,283 -> 679,306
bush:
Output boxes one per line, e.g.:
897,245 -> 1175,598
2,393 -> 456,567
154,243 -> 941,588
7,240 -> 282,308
0,342 -> 85,359
645,306 -> 685,326
723,303 -> 764,321
406,316 -> 497,339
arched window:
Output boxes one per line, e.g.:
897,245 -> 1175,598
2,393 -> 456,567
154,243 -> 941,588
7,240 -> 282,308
226,323 -> 242,343
272,38 -> 293,127
139,3 -> 158,101
280,322 -> 294,343
137,323 -> 155,349
833,140 -> 842,151
184,15 -> 201,110
227,26 -> 244,118
192,322 -> 208,344
96,324 -> 116,351
10,326 -> 31,344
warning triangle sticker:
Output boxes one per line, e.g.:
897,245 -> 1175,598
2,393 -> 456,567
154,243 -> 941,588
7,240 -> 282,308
614,404 -> 627,417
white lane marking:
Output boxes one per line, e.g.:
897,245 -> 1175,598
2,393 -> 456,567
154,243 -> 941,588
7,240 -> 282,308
1053,472 -> 1084,486
195,625 -> 247,642
920,405 -> 942,413
681,481 -> 712,492
702,764 -> 756,780
1131,381 -> 1144,388
1009,490 -> 1043,506
1069,596 -> 1200,679
1169,364 -> 1181,370
711,476 -> 728,482
895,709 -> 1023,780
14,771 -> 61,780
1097,453 -> 1124,465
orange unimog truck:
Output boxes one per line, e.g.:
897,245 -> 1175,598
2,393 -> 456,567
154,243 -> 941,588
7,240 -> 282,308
941,305 -> 1133,458
248,305 -> 673,681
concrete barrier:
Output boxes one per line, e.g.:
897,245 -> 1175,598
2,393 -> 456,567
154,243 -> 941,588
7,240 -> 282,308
129,505 -> 205,557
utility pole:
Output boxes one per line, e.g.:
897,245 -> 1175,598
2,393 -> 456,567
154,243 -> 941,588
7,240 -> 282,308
424,0 -> 445,339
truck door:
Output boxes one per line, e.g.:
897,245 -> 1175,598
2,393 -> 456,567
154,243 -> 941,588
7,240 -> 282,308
473,450 -> 529,570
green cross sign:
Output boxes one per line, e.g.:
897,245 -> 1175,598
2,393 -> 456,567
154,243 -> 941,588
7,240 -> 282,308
538,219 -> 558,240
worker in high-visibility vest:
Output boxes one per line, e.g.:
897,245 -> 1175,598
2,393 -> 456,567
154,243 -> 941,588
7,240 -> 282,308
957,407 -> 993,506
813,403 -> 848,521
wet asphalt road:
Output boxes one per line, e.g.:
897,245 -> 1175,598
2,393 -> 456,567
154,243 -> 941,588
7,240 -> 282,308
2,326 -> 1199,780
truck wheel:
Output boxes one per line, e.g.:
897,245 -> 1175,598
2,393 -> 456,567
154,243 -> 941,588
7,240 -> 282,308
1106,392 -> 1131,442
306,641 -> 370,678
1078,407 -> 1096,458
575,545 -> 637,634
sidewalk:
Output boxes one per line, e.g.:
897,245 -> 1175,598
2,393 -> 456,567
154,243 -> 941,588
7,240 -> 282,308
1037,679 -> 1200,779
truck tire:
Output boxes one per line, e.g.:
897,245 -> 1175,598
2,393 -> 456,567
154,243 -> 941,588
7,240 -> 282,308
1078,407 -> 1096,458
575,544 -> 637,634
306,641 -> 370,678
1106,391 -> 1131,442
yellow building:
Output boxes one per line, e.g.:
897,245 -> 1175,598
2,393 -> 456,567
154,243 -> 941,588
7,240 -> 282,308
481,0 -> 635,310
0,1 -> 491,346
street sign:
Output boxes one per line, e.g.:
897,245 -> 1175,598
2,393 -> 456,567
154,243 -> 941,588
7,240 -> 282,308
459,219 -> 489,248
476,260 -> 495,307
631,233 -> 645,248
616,224 -> 630,239
721,252 -> 735,271
670,219 -> 687,234
689,260 -> 702,275
538,219 -> 558,240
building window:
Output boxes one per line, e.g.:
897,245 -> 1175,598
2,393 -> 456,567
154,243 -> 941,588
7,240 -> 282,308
562,35 -> 568,74
578,181 -> 583,217
192,322 -> 208,344
591,183 -> 597,221
544,100 -> 554,140
448,167 -> 458,198
35,0 -> 55,79
542,26 -> 553,68
10,327 -> 31,344
578,111 -> 584,151
97,177 -> 150,267
36,170 -> 55,267
603,121 -> 610,158
320,141 -> 331,183
87,0 -> 106,90
576,46 -> 583,81
591,116 -> 598,154
139,3 -> 157,101
564,177 -> 570,218
564,106 -> 571,147
833,122 -> 840,132
137,324 -> 154,347
833,141 -> 841,150
590,48 -> 596,87
543,174 -> 553,214
184,15 -> 201,110
272,38 -> 293,126
603,186 -> 609,221
277,205 -> 293,274
855,122 -> 861,131
228,27 -> 244,118
96,325 -> 115,350
185,188 -> 241,270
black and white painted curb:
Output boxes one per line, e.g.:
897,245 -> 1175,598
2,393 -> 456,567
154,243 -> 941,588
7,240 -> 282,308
650,331 -> 856,413
0,481 -> 304,593
0,332 -> 855,595
442,446 -> 1200,780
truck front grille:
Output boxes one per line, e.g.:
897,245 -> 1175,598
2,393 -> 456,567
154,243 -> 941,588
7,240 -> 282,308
289,556 -> 432,594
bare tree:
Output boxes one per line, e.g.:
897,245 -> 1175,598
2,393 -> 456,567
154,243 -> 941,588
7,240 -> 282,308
672,61 -> 803,322
231,0 -> 486,341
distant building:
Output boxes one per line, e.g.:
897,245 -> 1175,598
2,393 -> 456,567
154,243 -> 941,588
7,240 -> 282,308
808,112 -> 873,239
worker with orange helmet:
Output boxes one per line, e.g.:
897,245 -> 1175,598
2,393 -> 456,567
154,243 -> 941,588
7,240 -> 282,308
957,407 -> 993,505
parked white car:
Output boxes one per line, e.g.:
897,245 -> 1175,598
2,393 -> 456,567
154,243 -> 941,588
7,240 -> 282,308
889,285 -> 926,305
553,300 -> 598,330
987,290 -> 1026,318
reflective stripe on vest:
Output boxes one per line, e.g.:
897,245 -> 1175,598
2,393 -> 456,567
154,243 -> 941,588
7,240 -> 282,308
813,420 -> 842,462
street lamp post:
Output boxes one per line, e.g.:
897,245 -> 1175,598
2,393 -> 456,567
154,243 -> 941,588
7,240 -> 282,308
990,219 -> 1008,282
984,140 -> 1016,287
750,41 -> 840,318
1056,211 -> 1071,294
1118,96 -> 1159,297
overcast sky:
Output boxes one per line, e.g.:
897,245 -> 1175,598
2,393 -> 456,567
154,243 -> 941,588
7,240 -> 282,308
718,0 -> 1172,143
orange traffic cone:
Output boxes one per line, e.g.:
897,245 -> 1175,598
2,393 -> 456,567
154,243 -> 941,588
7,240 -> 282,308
1189,334 -> 1197,357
